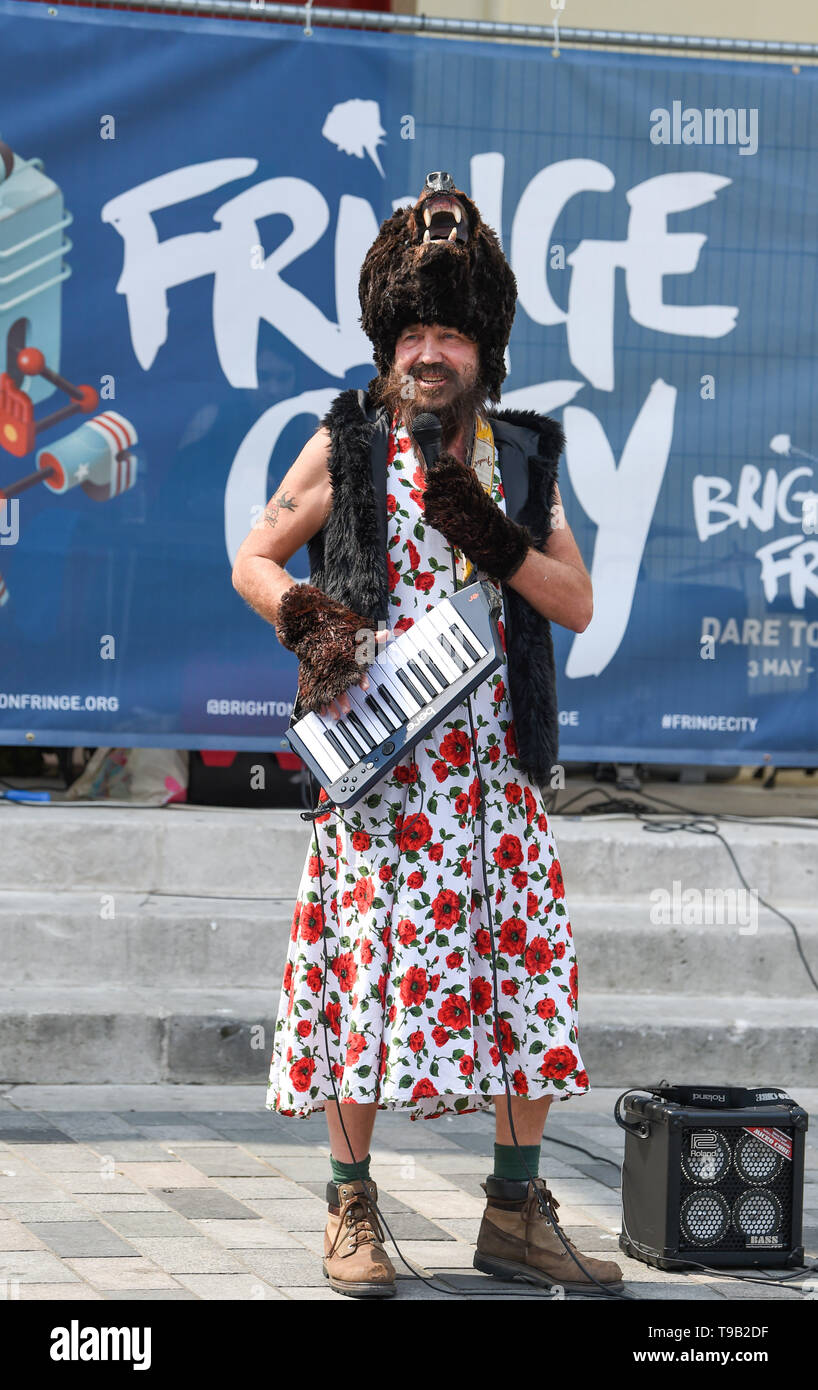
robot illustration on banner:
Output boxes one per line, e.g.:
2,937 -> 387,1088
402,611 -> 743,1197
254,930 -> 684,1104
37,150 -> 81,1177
0,136 -> 142,609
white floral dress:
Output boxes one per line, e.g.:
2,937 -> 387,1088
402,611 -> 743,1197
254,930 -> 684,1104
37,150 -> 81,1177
266,410 -> 589,1120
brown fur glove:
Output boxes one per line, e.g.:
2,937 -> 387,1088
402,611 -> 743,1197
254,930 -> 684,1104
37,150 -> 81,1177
422,452 -> 534,582
275,583 -> 373,714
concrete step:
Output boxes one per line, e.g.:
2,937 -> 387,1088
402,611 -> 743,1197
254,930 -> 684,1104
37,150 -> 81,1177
3,806 -> 816,906
0,988 -> 814,1086
1,891 -> 816,997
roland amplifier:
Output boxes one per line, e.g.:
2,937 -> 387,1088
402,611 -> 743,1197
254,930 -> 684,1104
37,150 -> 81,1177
616,1083 -> 808,1271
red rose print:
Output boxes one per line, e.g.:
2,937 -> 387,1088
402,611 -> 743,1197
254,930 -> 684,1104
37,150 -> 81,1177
325,1001 -> 342,1037
300,902 -> 324,943
388,1005 -> 397,1023
290,904 -> 301,941
432,889 -> 460,931
499,918 -> 527,956
341,891 -> 353,909
393,615 -> 414,633
308,854 -> 321,877
353,877 -> 374,915
429,974 -> 441,992
512,1068 -> 528,1095
428,842 -> 443,863
536,998 -> 556,1020
283,962 -> 293,993
470,977 -> 492,1016
438,993 -> 470,1030
475,928 -> 492,958
459,1056 -> 475,1076
548,861 -> 565,899
432,1025 -> 449,1047
490,1045 -> 500,1066
553,941 -> 566,960
406,870 -> 424,890
488,745 -> 500,764
289,1056 -> 315,1093
539,1046 -> 577,1080
504,722 -> 517,757
297,1020 -> 311,1038
377,973 -> 387,1005
498,619 -> 506,654
527,843 -> 539,862
454,793 -> 468,816
496,1018 -> 514,1055
345,1032 -> 366,1065
351,830 -> 371,852
306,966 -> 322,994
525,936 -> 554,977
524,787 -> 537,824
432,760 -> 449,783
502,980 -> 518,997
569,963 -> 578,996
511,870 -> 528,890
527,891 -> 540,917
399,965 -> 428,1007
493,680 -> 505,703
415,572 -> 434,592
394,762 -> 419,784
504,783 -> 522,805
407,539 -> 420,570
412,1078 -> 438,1099
445,951 -> 463,969
398,812 -> 432,853
396,919 -> 417,946
386,492 -> 397,513
387,555 -> 400,592
493,834 -> 523,870
379,864 -> 393,882
468,777 -> 481,813
331,952 -> 357,992
460,856 -> 472,878
440,729 -> 470,767
537,813 -> 548,831
360,939 -> 374,966
576,1070 -> 589,1089
408,1030 -> 425,1053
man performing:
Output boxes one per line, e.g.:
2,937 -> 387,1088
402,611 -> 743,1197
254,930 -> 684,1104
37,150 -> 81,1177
231,171 -> 623,1299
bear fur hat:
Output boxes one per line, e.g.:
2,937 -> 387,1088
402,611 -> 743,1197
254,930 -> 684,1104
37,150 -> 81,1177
358,171 -> 517,405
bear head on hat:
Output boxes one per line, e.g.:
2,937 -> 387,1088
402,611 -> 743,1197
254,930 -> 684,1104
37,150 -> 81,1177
358,171 -> 517,406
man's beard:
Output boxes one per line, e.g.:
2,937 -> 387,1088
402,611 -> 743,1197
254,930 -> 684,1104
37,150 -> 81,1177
376,359 -> 488,449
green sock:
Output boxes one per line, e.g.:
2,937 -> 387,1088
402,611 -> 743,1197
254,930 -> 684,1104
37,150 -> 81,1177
330,1152 -> 372,1186
493,1141 -> 541,1183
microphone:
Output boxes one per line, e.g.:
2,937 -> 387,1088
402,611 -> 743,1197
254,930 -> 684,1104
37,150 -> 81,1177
410,412 -> 443,474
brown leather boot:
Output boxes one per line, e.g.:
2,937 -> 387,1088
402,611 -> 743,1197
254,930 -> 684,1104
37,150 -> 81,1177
474,1176 -> 625,1293
323,1178 -> 397,1298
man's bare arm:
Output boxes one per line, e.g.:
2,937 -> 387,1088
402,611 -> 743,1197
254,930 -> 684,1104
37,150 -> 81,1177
231,427 -> 333,629
505,485 -> 593,633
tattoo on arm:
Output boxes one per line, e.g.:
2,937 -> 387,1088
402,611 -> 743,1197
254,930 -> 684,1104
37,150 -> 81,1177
264,490 -> 297,529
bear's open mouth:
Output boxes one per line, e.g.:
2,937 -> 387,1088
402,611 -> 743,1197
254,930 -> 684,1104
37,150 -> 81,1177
416,194 -> 469,245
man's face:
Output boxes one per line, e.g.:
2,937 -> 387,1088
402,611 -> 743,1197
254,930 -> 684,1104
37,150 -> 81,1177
394,323 -> 480,406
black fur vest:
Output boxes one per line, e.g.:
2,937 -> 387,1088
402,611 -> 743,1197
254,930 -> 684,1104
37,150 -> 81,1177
293,388 -> 563,788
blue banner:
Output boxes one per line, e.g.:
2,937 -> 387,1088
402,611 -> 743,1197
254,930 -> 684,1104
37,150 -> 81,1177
0,3 -> 816,764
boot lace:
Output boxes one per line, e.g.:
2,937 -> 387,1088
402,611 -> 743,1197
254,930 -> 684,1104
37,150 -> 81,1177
328,1188 -> 386,1257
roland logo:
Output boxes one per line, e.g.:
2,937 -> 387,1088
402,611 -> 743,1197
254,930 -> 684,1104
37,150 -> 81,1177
692,1091 -> 727,1102
407,704 -> 436,733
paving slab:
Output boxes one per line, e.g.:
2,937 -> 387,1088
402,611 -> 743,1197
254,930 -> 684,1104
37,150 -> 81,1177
63,1257 -> 179,1290
172,1274 -> 286,1299
119,1238 -> 250,1275
24,1222 -> 138,1258
188,1219 -> 302,1249
149,1187 -> 258,1221
0,1219 -> 47,1251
